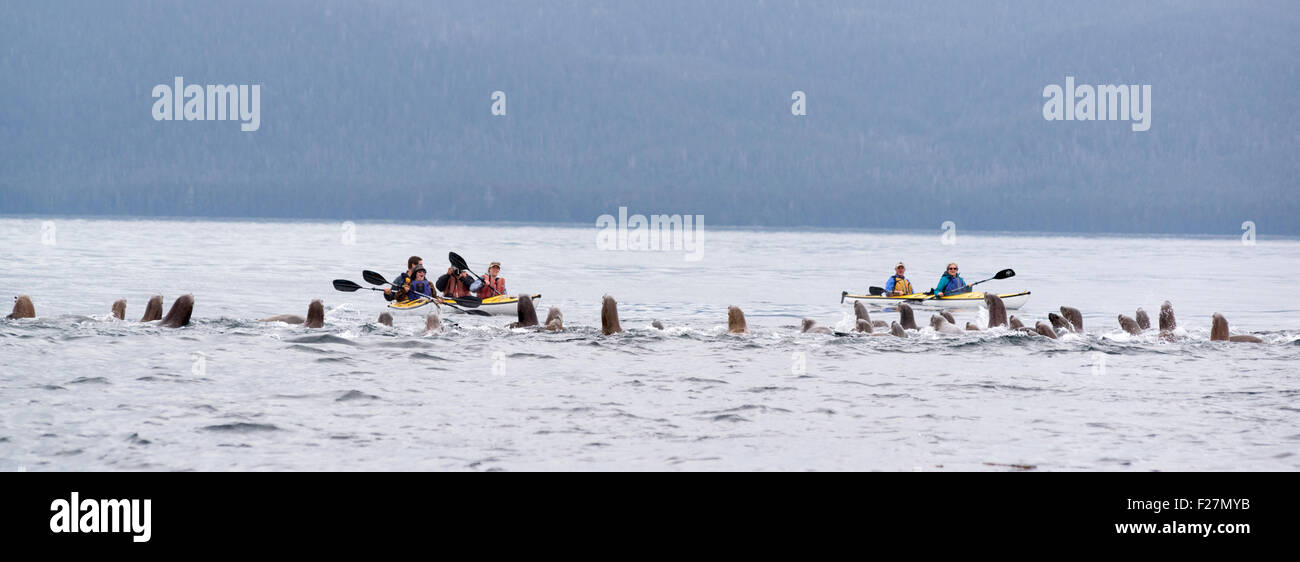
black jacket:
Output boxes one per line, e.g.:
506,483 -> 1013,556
383,271 -> 413,301
435,271 -> 477,295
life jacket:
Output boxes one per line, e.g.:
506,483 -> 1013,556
475,276 -> 506,298
943,275 -> 968,294
890,275 -> 913,295
444,274 -> 472,298
409,279 -> 432,299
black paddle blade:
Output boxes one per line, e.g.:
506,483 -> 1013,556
993,268 -> 1015,280
332,279 -> 363,292
362,270 -> 390,286
448,252 -> 469,271
869,286 -> 886,296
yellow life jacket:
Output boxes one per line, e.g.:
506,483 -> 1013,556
890,275 -> 913,295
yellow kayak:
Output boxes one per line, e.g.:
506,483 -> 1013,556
387,294 -> 541,316
843,291 -> 1030,309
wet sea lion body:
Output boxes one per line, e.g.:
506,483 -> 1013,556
984,294 -> 1007,328
7,295 -> 35,319
1135,308 -> 1151,331
727,306 -> 748,334
1034,321 -> 1058,339
601,296 -> 623,335
508,295 -> 540,328
159,295 -> 194,328
1211,313 -> 1263,343
544,307 -> 564,331
890,322 -> 907,338
304,300 -> 325,329
1048,312 -> 1073,333
898,303 -> 917,330
1008,315 -> 1024,330
377,312 -> 393,327
1159,301 -> 1176,332
424,312 -> 443,335
1060,306 -> 1083,332
940,311 -> 956,325
111,299 -> 126,320
929,315 -> 963,334
140,295 -> 164,322
801,318 -> 833,334
1117,314 -> 1142,335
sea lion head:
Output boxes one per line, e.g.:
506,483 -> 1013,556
1159,301 -> 1176,332
984,293 -> 1007,328
601,295 -> 623,335
897,303 -> 917,330
515,294 -> 539,327
727,306 -> 748,333
940,311 -> 956,325
890,321 -> 907,338
856,319 -> 873,333
1135,308 -> 1151,330
159,294 -> 194,328
377,312 -> 393,327
424,312 -> 442,335
304,299 -> 325,329
1060,306 -> 1083,332
853,301 -> 871,323
1008,315 -> 1024,330
1034,321 -> 1058,339
965,322 -> 981,331
1210,313 -> 1229,341
650,319 -> 664,330
111,299 -> 126,320
140,295 -> 164,322
1117,314 -> 1142,335
7,295 -> 35,319
1048,312 -> 1073,333
544,307 -> 564,331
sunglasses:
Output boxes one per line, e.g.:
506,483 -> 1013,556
947,267 -> 958,271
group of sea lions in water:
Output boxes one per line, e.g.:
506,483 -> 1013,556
6,294 -> 194,328
5,292 -> 1268,343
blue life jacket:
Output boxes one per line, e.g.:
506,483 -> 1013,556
409,280 -> 433,299
942,274 -> 968,294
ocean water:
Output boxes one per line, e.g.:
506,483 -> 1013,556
1,217 -> 1297,471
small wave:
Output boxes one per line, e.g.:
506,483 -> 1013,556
285,334 -> 359,346
67,376 -> 110,385
200,422 -> 281,433
337,390 -> 380,401
410,352 -> 449,361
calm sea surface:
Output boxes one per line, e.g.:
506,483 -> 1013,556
1,218 -> 1297,471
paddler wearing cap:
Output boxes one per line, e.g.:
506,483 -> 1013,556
408,265 -> 435,300
884,262 -> 914,296
473,261 -> 507,298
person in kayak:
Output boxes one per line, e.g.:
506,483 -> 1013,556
437,266 -> 478,299
384,256 -> 423,302
884,262 -> 914,296
407,266 -> 434,300
474,261 -> 507,298
933,263 -> 970,297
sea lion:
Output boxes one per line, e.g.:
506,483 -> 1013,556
601,295 -> 623,335
509,294 -> 540,328
140,295 -> 164,322
159,294 -> 194,328
303,300 -> 325,329
260,313 -> 305,324
424,312 -> 443,335
1034,321 -> 1058,339
1048,312 -> 1073,333
984,293 -> 1007,328
965,322 -> 981,331
1211,313 -> 1263,343
1008,315 -> 1025,330
377,312 -> 393,327
544,307 -> 564,331
111,299 -> 126,320
1159,301 -> 1176,332
1117,314 -> 1142,335
856,319 -> 873,333
7,295 -> 35,319
872,320 -> 888,328
898,303 -> 918,330
651,320 -> 664,330
801,318 -> 833,334
890,321 -> 908,338
929,314 -> 963,334
727,306 -> 748,334
1135,308 -> 1151,331
1060,306 -> 1083,333
940,311 -> 956,325
854,301 -> 871,323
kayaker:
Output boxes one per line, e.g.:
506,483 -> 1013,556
884,262 -> 913,296
408,266 -> 434,300
384,256 -> 423,302
933,263 -> 970,297
437,266 -> 477,299
474,261 -> 507,298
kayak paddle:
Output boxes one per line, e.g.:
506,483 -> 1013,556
333,279 -> 383,293
915,268 -> 1015,302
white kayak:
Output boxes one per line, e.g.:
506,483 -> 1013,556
387,294 -> 541,316
842,290 -> 1031,310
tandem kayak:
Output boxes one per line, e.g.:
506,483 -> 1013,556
387,294 -> 541,316
843,291 -> 1031,310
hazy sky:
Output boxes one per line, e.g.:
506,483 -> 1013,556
2,1 -> 1297,234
